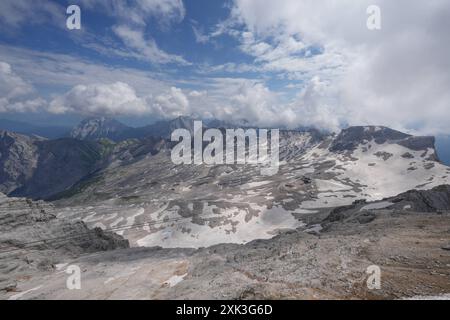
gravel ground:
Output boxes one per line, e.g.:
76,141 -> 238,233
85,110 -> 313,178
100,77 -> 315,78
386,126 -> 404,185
2,208 -> 448,300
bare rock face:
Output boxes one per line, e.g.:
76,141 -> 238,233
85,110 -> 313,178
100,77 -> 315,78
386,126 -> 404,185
329,126 -> 409,152
70,116 -> 201,142
323,184 -> 450,225
0,117 -> 448,300
329,126 -> 437,155
0,131 -> 108,200
388,184 -> 450,212
0,130 -> 41,195
70,117 -> 131,142
0,192 -> 129,292
0,193 -> 129,253
11,138 -> 108,200
2,187 -> 449,300
0,128 -> 172,200
137,116 -> 200,139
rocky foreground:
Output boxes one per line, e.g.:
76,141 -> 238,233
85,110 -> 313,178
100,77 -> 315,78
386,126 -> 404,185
0,193 -> 129,295
0,186 -> 449,300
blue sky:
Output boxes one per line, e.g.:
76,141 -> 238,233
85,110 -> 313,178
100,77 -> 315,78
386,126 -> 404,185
0,0 -> 450,135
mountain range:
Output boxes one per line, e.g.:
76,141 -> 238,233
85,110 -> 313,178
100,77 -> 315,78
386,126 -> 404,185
69,116 -> 200,141
2,116 -> 449,165
0,116 -> 448,247
0,116 -> 449,299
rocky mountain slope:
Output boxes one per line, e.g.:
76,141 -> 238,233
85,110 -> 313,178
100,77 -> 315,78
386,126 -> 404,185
0,131 -> 110,199
0,117 -> 449,300
1,186 -> 448,300
52,123 -> 449,249
136,116 -> 198,139
70,116 -> 199,142
1,118 -> 449,249
0,193 -> 128,294
70,117 -> 132,141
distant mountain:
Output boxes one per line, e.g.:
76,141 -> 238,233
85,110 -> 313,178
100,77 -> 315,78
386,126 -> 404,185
0,128 -> 169,200
0,130 -> 109,199
0,119 -> 70,139
71,116 -> 330,143
70,117 -> 132,141
70,116 -> 200,142
330,126 -> 438,160
136,116 -> 200,138
2,119 -> 449,206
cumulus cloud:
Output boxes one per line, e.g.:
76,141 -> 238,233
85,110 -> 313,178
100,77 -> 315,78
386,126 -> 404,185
0,62 -> 33,99
47,81 -> 195,119
2,1 -> 449,135
0,62 -> 46,113
150,87 -> 191,118
226,0 -> 450,134
0,47 -> 195,118
0,97 -> 47,113
44,77 -> 295,125
48,82 -> 149,116
170,78 -> 296,127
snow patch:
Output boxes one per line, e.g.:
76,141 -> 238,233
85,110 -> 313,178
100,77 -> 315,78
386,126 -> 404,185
164,273 -> 188,287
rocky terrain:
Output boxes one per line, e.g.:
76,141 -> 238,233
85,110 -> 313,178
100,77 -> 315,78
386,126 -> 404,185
0,117 -> 449,300
52,123 -> 450,249
0,129 -> 169,200
0,193 -> 129,295
70,117 -> 132,142
0,130 -> 107,199
70,116 -> 198,142
0,186 -> 448,300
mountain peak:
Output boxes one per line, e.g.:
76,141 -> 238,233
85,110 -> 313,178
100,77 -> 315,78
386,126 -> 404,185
71,117 -> 130,141
330,126 -> 413,152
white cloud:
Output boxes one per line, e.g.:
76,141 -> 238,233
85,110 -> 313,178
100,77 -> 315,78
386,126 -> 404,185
80,0 -> 186,26
79,1 -> 189,65
287,76 -> 342,131
168,77 -> 295,127
48,82 -> 149,116
2,0 -> 450,136
150,87 -> 191,118
0,50 -> 285,122
135,0 -> 185,24
47,82 -> 199,119
47,82 -> 200,119
0,62 -> 33,99
0,46 -> 197,118
224,0 -> 450,134
113,25 -> 190,65
0,0 -> 188,66
0,0 -> 64,30
192,25 -> 210,44
0,97 -> 47,113
0,45 -> 171,95
0,62 -> 46,113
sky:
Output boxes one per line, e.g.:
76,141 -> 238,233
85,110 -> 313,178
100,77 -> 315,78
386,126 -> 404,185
0,0 -> 449,135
